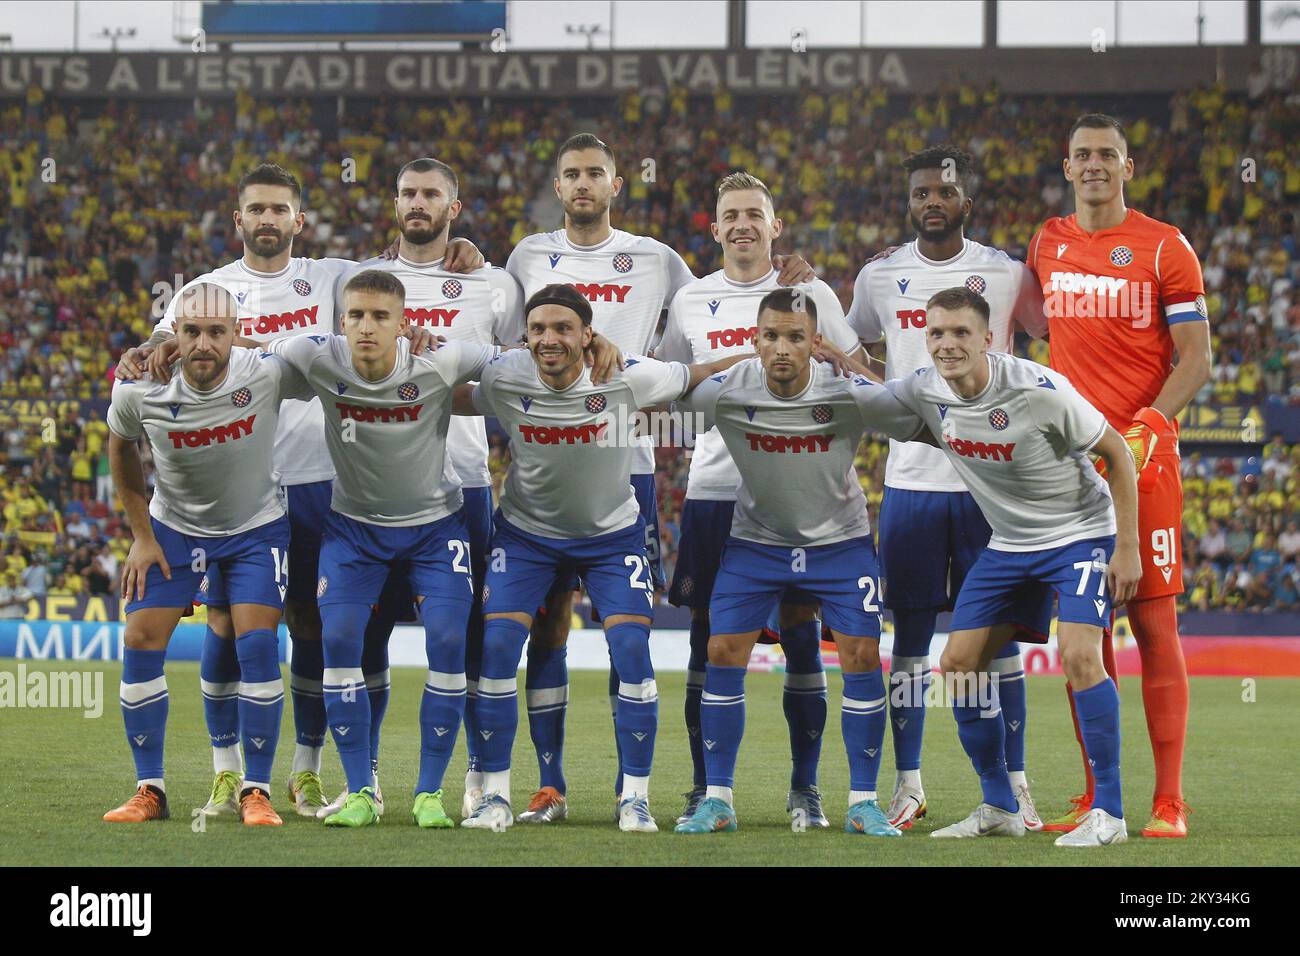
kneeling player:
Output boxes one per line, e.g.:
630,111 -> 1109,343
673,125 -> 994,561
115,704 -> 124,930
459,284 -> 737,833
673,289 -> 927,838
888,288 -> 1141,847
104,281 -> 311,825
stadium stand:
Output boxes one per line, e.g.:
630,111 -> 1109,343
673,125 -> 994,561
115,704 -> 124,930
1,82 -> 1297,611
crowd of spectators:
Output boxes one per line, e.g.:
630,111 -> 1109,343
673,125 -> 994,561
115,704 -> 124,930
2,79 -> 1297,612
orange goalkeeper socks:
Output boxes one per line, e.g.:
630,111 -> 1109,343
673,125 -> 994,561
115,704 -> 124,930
1128,595 -> 1189,801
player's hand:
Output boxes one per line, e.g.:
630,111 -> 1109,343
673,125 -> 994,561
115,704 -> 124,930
773,253 -> 815,286
1107,541 -> 1142,607
122,537 -> 171,603
1095,406 -> 1165,491
146,339 -> 181,384
812,340 -> 854,378
866,245 -> 901,265
444,237 -> 486,274
585,333 -> 625,384
404,326 -> 445,355
115,345 -> 153,381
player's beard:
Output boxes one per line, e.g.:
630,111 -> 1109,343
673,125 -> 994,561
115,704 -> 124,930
565,194 -> 609,228
184,352 -> 228,389
241,224 -> 293,259
910,207 -> 966,244
400,208 -> 451,247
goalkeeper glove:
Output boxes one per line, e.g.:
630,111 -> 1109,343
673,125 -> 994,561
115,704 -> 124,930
1094,406 -> 1168,492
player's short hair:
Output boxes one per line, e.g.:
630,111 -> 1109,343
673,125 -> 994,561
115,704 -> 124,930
176,281 -> 239,324
902,145 -> 977,193
237,163 -> 302,205
716,171 -> 774,210
556,133 -> 616,176
757,288 -> 819,332
396,157 -> 459,199
343,269 -> 406,305
1068,113 -> 1128,152
926,287 -> 990,326
525,283 -> 593,327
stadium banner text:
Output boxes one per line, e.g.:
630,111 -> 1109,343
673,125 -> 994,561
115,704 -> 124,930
0,48 -> 1258,99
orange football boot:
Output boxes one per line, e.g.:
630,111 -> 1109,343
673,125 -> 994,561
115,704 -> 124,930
1141,797 -> 1190,838
1041,793 -> 1092,833
103,784 -> 170,823
239,788 -> 284,826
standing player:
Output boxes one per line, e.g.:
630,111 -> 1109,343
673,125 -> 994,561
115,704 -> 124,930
103,281 -> 311,825
674,289 -> 927,838
1029,115 -> 1211,838
846,146 -> 1047,830
505,133 -> 814,821
256,270 -> 492,828
657,171 -> 865,827
889,288 -> 1141,847
116,164 -> 484,818
320,157 -> 524,820
461,284 -> 738,833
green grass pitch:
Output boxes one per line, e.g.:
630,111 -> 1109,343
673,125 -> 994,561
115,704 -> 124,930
2,661 -> 1296,866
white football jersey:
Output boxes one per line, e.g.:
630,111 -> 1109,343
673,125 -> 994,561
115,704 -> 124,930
847,239 -> 1044,492
268,335 -> 495,527
888,353 -> 1115,551
473,349 -> 690,540
683,359 -> 924,548
347,255 -> 524,488
155,257 -> 355,487
658,269 -> 860,501
506,228 -> 694,474
107,348 -> 311,537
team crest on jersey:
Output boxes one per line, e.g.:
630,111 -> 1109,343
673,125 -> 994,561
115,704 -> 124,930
679,576 -> 694,598
988,408 -> 1010,430
965,275 -> 987,295
398,381 -> 420,402
585,393 -> 607,414
743,405 -> 757,422
231,387 -> 252,408
548,253 -> 562,269
480,584 -> 490,605
897,278 -> 910,294
441,279 -> 463,299
612,253 -> 633,273
316,576 -> 328,598
812,404 -> 833,424
293,279 -> 312,296
708,299 -> 721,315
168,403 -> 182,419
1110,245 -> 1133,267
199,575 -> 210,594
1195,294 -> 1208,317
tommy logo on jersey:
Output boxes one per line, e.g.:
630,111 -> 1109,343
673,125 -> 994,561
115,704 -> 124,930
519,422 -> 608,444
612,253 -> 633,273
441,279 -> 463,299
707,326 -> 756,349
944,435 -> 1015,461
335,402 -> 424,423
231,387 -> 252,408
242,305 -> 320,337
571,282 -> 631,303
406,307 -> 459,327
293,279 -> 312,296
745,432 -> 833,453
167,415 -> 256,448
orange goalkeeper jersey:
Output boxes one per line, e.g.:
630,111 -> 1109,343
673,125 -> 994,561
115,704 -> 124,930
1028,208 -> 1207,429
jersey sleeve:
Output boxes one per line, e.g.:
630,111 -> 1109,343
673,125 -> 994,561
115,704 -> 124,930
624,355 -> 691,407
811,281 -> 861,353
1031,367 -> 1109,453
655,296 -> 693,364
661,245 -> 695,307
106,381 -> 144,441
851,376 -> 926,441
677,371 -> 726,432
263,353 -> 315,402
488,268 -> 526,346
504,238 -> 531,287
439,341 -> 499,387
845,264 -> 883,345
330,259 -> 362,330
1157,231 -> 1208,326
265,334 -> 323,371
1011,259 -> 1049,339
470,383 -> 497,418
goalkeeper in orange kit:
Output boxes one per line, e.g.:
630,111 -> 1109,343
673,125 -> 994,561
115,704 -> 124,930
1027,114 -> 1213,838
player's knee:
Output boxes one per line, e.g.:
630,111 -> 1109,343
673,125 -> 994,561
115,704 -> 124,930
940,645 -> 978,676
205,606 -> 235,640
284,599 -> 322,642
530,595 -> 572,648
777,602 -> 818,629
122,628 -> 168,652
1059,640 -> 1105,686
707,632 -> 752,667
837,637 -> 880,672
482,616 -> 530,675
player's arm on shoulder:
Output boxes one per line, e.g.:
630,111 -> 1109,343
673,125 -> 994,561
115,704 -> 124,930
444,237 -> 486,274
854,375 -> 928,443
773,251 -> 815,285
490,268 -> 527,347
1092,424 -> 1142,605
674,367 -> 726,430
266,353 -> 314,402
